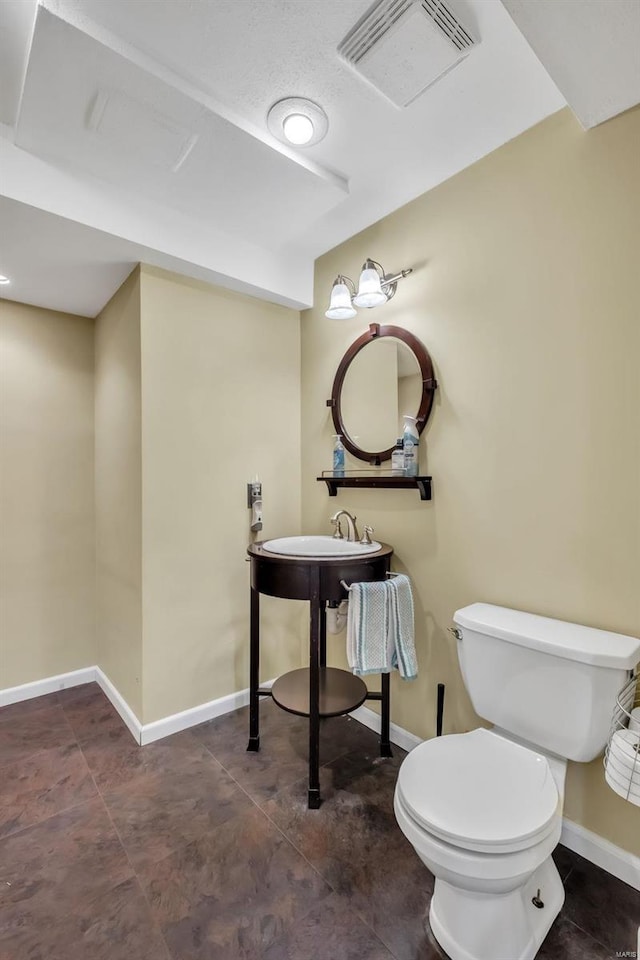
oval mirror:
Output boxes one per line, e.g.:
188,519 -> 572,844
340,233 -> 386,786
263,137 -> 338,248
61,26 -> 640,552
328,323 -> 437,465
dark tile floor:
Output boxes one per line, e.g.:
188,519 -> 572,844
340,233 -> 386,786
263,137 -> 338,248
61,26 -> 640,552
0,683 -> 638,959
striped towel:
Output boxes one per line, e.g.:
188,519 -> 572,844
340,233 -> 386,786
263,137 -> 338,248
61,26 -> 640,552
346,575 -> 417,680
388,574 -> 417,680
347,580 -> 391,676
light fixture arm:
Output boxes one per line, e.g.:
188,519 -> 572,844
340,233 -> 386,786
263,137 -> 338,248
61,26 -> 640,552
335,274 -> 356,298
381,268 -> 413,289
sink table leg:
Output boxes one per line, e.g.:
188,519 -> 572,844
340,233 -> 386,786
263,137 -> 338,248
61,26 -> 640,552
308,572 -> 321,809
247,586 -> 260,751
380,672 -> 393,757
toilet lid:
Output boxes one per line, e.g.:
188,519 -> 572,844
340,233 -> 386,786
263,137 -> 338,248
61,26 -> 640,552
396,729 -> 559,853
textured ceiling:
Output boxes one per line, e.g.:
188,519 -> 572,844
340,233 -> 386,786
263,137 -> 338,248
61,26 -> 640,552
0,0 -> 637,316
502,0 -> 640,128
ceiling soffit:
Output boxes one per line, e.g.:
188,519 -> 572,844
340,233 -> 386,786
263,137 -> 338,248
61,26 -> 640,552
16,6 -> 349,251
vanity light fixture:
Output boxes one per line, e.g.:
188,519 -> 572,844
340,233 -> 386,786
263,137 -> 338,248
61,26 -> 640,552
0,274 -> 10,285
267,97 -> 328,147
325,259 -> 412,319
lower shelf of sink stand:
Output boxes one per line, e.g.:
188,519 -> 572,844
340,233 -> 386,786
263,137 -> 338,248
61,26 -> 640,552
271,667 -> 368,718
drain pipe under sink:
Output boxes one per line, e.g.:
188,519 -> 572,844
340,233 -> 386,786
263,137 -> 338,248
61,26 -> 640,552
326,600 -> 349,634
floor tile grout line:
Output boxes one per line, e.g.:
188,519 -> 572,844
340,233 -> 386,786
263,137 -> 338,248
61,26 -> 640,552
77,704 -> 358,957
0,701 -> 79,772
560,861 -> 635,954
349,895 -> 419,960
201,724 -> 422,960
84,728 -> 341,960
0,737 -> 78,773
211,755 -> 400,958
560,912 -> 626,955
196,730 -> 406,958
196,737 -> 340,894
263,897 -> 398,960
0,795 -> 97,844
55,691 -> 103,754
249,765 -> 410,960
191,712 -> 390,795
76,727 -> 174,960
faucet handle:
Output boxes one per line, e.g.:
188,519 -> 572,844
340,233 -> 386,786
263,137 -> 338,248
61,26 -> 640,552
360,525 -> 374,545
331,517 -> 344,539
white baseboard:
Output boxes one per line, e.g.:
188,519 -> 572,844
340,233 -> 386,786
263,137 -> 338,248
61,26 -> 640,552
0,665 -> 272,750
140,679 -> 275,746
94,668 -> 143,745
350,703 -> 423,753
0,667 -> 97,707
560,817 -> 640,892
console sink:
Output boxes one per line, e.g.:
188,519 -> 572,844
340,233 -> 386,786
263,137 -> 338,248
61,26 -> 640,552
263,535 -> 381,558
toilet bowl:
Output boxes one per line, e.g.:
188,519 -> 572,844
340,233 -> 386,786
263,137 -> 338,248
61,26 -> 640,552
392,603 -> 640,960
394,729 -> 565,960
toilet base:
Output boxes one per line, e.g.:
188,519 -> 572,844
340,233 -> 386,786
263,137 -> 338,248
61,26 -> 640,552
429,855 -> 564,960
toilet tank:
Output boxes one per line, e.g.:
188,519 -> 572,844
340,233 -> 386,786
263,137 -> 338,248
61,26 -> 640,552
453,603 -> 640,762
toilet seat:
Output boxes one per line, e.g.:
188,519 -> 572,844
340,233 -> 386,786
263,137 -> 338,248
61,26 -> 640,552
396,728 -> 560,854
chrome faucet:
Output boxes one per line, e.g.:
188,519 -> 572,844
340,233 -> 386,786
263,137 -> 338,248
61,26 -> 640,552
330,510 -> 359,543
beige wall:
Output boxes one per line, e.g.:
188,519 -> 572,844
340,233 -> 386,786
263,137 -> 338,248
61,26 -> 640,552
95,269 -> 143,717
301,108 -> 640,854
0,299 -> 95,687
139,266 -> 302,723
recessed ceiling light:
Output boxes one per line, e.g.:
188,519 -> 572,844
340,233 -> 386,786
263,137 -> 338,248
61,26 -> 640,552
267,98 -> 328,148
0,275 -> 10,284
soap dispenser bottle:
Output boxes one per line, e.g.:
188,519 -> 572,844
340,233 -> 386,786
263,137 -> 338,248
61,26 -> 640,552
332,435 -> 345,476
402,415 -> 419,477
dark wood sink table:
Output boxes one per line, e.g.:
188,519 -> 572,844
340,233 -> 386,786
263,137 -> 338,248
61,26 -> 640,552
246,539 -> 394,808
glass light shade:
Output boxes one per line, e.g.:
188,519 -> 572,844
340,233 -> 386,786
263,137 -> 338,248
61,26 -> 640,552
283,113 -> 314,145
353,267 -> 387,308
325,281 -> 356,320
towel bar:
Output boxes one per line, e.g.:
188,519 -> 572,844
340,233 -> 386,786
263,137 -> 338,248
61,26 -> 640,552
340,571 -> 400,592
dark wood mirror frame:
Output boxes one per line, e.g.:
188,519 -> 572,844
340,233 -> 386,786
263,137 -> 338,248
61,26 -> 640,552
327,322 -> 438,465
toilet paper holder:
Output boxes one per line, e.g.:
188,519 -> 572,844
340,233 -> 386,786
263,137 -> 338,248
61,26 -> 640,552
603,672 -> 640,807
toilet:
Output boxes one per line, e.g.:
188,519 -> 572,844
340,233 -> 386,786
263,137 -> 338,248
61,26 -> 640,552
394,603 -> 640,960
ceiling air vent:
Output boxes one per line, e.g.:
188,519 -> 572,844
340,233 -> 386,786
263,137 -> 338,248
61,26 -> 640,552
338,0 -> 477,108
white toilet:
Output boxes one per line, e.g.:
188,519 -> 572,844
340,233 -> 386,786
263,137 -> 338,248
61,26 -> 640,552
394,602 -> 640,960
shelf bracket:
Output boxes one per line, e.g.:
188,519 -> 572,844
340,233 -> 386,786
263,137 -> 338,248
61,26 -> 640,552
323,478 -> 338,497
416,478 -> 431,500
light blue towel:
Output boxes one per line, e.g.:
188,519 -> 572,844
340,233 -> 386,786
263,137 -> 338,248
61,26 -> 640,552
346,574 -> 417,680
388,574 -> 417,680
346,580 -> 391,676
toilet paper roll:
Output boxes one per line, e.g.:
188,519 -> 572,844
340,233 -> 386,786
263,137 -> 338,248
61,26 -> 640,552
605,729 -> 640,806
629,707 -> 640,734
605,766 -> 640,805
609,728 -> 640,767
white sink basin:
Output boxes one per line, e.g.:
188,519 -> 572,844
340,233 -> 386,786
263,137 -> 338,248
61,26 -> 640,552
263,535 -> 381,558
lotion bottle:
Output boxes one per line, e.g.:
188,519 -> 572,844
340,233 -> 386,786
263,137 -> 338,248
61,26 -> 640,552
332,435 -> 345,476
391,438 -> 404,475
